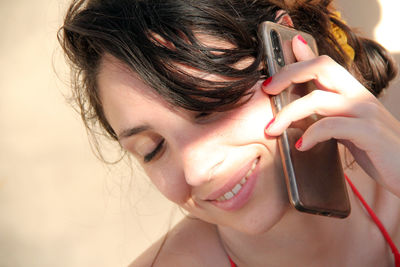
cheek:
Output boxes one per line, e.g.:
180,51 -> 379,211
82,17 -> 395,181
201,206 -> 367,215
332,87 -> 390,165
228,89 -> 275,143
145,166 -> 191,205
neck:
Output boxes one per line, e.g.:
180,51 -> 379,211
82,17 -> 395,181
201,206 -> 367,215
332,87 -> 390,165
217,197 -> 368,266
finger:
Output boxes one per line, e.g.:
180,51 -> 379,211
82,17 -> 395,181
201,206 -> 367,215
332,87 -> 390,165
265,90 -> 369,136
261,34 -> 316,90
292,34 -> 317,61
295,117 -> 373,152
296,116 -> 382,182
262,55 -> 374,101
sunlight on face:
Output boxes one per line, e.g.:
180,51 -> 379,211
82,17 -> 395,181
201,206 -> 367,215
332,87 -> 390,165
97,32 -> 289,234
98,52 -> 287,232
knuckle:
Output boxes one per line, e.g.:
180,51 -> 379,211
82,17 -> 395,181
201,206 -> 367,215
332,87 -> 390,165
358,101 -> 381,117
362,118 -> 382,137
316,117 -> 337,131
315,55 -> 334,66
359,102 -> 386,136
314,55 -> 337,73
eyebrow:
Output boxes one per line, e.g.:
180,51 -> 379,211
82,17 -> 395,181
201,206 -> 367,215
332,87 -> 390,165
118,125 -> 151,140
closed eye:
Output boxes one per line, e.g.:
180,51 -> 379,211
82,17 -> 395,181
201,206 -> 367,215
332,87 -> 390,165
194,111 -> 227,124
144,139 -> 165,163
195,112 -> 213,119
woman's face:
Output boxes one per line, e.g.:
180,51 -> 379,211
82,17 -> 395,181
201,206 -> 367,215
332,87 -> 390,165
98,54 -> 289,234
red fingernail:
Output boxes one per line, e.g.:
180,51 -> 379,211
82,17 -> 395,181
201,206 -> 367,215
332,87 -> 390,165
262,77 -> 272,87
265,117 -> 275,130
295,137 -> 303,149
297,35 -> 307,45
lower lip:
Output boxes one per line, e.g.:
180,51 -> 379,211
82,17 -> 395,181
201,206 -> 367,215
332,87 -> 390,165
209,158 -> 260,211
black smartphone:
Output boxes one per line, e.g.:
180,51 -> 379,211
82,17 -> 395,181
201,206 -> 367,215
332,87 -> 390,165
259,21 -> 351,218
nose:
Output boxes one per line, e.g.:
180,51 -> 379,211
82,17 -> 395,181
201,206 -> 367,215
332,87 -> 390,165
180,137 -> 226,187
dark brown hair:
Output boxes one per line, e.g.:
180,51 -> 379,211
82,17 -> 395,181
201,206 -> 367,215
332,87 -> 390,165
58,0 -> 397,154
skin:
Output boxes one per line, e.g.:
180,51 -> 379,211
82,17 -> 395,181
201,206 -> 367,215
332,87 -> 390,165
99,54 -> 289,234
265,37 -> 400,198
97,22 -> 400,267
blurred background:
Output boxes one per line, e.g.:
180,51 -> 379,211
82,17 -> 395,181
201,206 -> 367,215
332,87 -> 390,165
0,0 -> 399,266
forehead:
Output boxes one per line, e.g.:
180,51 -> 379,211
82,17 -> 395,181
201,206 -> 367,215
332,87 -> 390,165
98,30 -> 255,97
98,54 -> 158,101
97,55 -> 175,134
96,29 -> 258,133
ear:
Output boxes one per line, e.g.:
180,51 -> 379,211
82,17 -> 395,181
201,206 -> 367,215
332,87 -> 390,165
275,10 -> 294,27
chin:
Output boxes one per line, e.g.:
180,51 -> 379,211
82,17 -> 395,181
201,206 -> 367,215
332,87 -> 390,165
239,171 -> 290,235
225,196 -> 290,236
246,206 -> 289,235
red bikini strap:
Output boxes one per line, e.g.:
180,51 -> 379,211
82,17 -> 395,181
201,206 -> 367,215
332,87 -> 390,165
226,175 -> 400,267
228,255 -> 237,267
345,174 -> 400,267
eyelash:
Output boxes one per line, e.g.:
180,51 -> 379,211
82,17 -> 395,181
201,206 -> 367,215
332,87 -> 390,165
143,139 -> 165,163
142,112 -> 213,163
195,112 -> 212,119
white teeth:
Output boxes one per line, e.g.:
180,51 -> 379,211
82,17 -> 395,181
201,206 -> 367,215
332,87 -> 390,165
244,167 -> 253,179
215,158 -> 259,202
232,184 -> 242,194
217,196 -> 225,202
252,159 -> 258,170
224,191 -> 234,200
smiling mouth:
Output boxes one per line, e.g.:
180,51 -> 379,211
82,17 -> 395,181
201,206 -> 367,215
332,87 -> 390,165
215,158 -> 259,202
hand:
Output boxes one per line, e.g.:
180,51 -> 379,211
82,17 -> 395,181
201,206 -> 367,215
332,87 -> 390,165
263,34 -> 400,197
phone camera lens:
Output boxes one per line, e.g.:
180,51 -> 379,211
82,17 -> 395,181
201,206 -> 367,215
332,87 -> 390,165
270,30 -> 285,67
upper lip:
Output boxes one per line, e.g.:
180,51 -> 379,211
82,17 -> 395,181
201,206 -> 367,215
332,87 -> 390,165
205,157 -> 259,201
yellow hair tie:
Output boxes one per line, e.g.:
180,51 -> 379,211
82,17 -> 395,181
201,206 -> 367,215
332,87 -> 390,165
330,11 -> 355,61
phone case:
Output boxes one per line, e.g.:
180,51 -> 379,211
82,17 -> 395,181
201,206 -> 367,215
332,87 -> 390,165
259,21 -> 351,218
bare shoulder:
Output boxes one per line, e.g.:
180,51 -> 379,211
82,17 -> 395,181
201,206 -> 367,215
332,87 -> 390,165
128,218 -> 230,267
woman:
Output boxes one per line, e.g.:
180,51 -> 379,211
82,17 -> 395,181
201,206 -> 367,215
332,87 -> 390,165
59,0 -> 400,266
